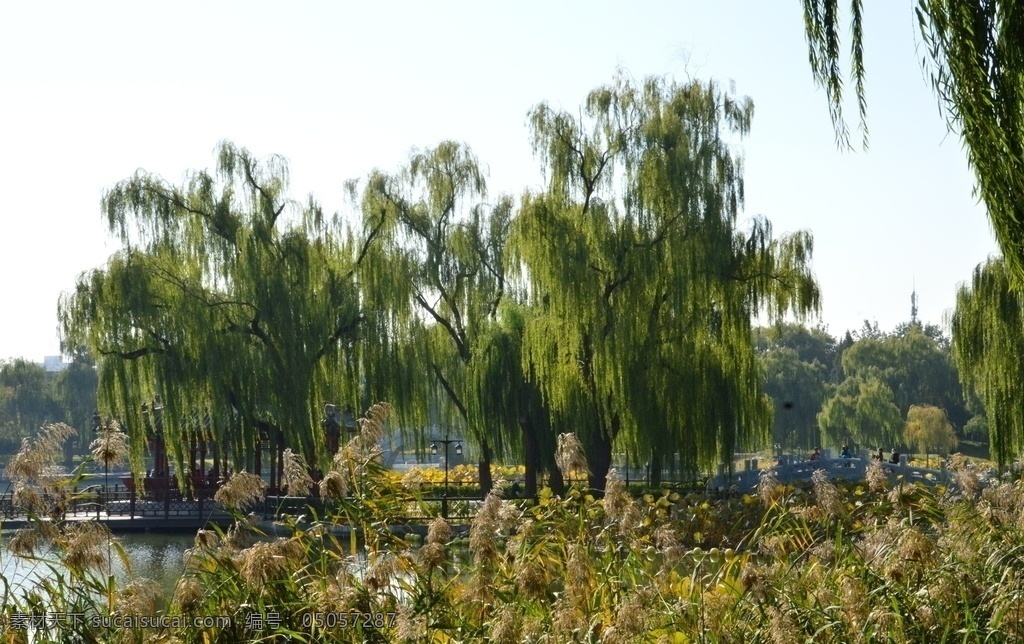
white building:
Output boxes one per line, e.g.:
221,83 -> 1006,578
42,355 -> 67,372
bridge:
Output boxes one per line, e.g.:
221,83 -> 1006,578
708,449 -> 954,494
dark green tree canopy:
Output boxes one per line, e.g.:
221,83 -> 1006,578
754,323 -> 837,368
840,323 -> 965,423
0,359 -> 62,454
51,347 -> 99,455
759,345 -> 828,452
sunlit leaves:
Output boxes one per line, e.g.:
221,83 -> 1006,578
60,143 -> 366,475
514,74 -> 820,488
903,404 -> 957,462
951,257 -> 1024,467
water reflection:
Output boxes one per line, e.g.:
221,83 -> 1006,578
0,531 -> 195,599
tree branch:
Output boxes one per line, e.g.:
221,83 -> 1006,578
414,291 -> 469,360
432,363 -> 468,421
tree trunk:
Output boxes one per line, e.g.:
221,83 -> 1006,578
478,439 -> 493,495
548,465 -> 566,496
587,426 -> 614,493
649,449 -> 663,487
253,437 -> 262,477
521,416 -> 540,498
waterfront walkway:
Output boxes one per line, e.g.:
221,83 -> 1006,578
0,487 -> 484,534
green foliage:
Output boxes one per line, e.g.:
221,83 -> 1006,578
355,141 -> 515,492
800,0 -> 868,149
754,322 -> 837,367
59,142 -> 368,476
760,346 -> 828,452
951,257 -> 1024,467
964,414 -> 988,440
469,302 -> 556,496
843,323 -> 963,419
512,74 -> 820,490
904,404 -> 957,463
0,359 -> 62,454
754,323 -> 838,453
818,375 -> 903,449
51,346 -> 99,454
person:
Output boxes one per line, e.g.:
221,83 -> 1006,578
810,447 -> 821,461
889,449 -> 900,464
840,444 -> 851,459
875,448 -> 884,462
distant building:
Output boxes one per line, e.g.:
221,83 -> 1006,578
42,355 -> 67,372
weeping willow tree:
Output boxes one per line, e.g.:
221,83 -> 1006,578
950,257 -> 1024,468
59,142 -> 377,482
817,375 -> 903,450
803,1 -> 1024,284
468,301 -> 558,497
354,142 -> 514,493
511,74 -> 820,491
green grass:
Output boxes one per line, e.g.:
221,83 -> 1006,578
956,438 -> 992,462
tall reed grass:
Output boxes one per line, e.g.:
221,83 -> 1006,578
2,411 -> 1023,642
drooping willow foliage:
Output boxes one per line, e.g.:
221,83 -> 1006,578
353,142 -> 516,492
802,0 -> 1024,466
59,142 -> 374,479
61,75 -> 823,493
511,75 -> 821,490
802,0 -> 1024,286
950,257 -> 1024,468
468,301 -> 557,497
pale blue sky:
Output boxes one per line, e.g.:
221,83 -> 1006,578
0,1 -> 997,360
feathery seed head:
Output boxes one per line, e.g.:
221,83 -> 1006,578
115,578 -> 163,617
555,433 -> 589,481
281,448 -> 314,496
214,471 -> 265,511
58,521 -> 115,572
427,517 -> 452,545
90,419 -> 129,469
171,577 -> 205,615
758,468 -> 785,505
812,469 -> 842,517
603,469 -> 632,521
866,459 -> 888,492
418,542 -> 446,570
319,469 -> 349,500
7,527 -> 43,557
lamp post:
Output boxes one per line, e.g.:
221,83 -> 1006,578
430,432 -> 462,519
92,411 -> 105,513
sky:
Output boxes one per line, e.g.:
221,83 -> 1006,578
0,1 -> 998,362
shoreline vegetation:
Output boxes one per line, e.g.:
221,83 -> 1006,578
0,414 -> 1021,642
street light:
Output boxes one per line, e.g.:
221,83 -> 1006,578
92,411 -> 105,513
430,433 -> 462,519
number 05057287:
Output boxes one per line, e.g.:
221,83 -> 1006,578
300,611 -> 397,629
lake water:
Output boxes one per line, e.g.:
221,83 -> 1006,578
0,530 -> 195,600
